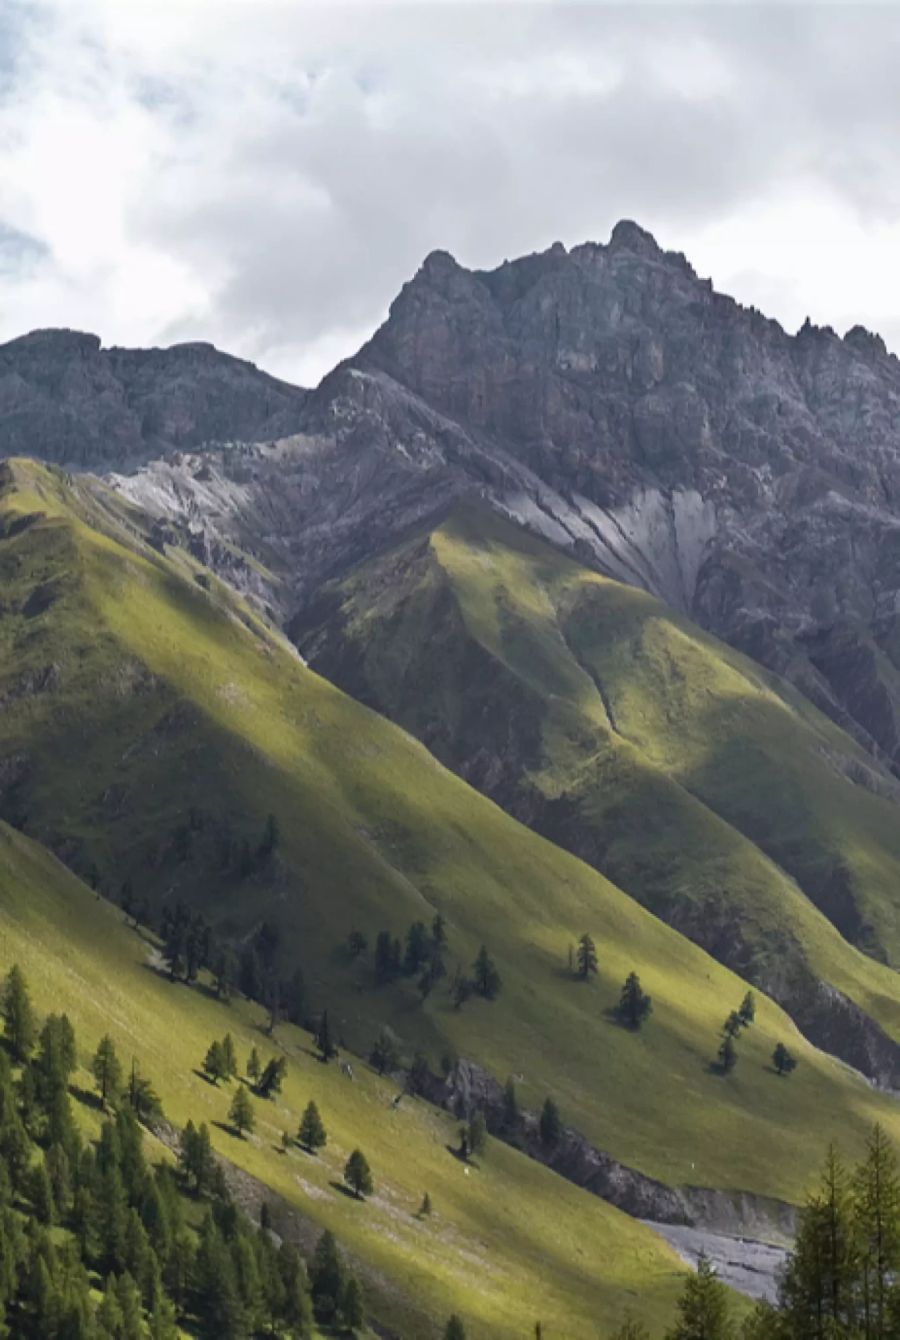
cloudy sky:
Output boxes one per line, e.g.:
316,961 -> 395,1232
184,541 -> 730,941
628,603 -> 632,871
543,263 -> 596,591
2,1 -> 900,386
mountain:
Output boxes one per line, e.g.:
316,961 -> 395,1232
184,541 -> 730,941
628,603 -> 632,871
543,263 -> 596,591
0,818 -> 691,1338
2,458 -> 898,1223
0,327 -> 307,466
294,504 -> 900,1080
93,221 -> 900,786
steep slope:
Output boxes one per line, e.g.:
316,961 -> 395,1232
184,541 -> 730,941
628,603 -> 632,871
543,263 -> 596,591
295,505 -> 900,1082
0,819 -> 692,1339
0,328 -> 307,466
2,460 -> 900,1210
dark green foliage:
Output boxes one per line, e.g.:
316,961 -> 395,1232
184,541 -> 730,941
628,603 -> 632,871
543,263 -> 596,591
246,1047 -> 261,1083
739,991 -> 756,1027
203,1040 -> 228,1086
213,946 -> 238,1001
466,1112 -> 487,1160
341,1274 -> 364,1330
408,1051 -> 429,1096
310,1229 -> 344,1323
125,1060 -> 163,1122
228,1085 -> 255,1138
403,921 -> 430,976
576,933 -> 598,980
722,1010 -> 744,1039
445,1315 -> 466,1340
281,967 -> 308,1027
451,974 -> 473,1010
718,1034 -> 737,1073
618,972 -> 653,1029
539,1097 -> 562,1149
298,1100 -> 327,1153
344,1149 -> 373,1199
772,1042 -> 797,1077
418,1191 -> 432,1217
255,1056 -> 287,1099
472,945 -> 501,1000
374,930 -> 398,985
178,1119 -> 215,1195
854,1124 -> 900,1340
315,1010 -> 336,1062
92,1035 -> 123,1109
370,1027 -> 400,1076
3,964 -> 36,1061
665,1252 -> 732,1339
347,930 -> 368,959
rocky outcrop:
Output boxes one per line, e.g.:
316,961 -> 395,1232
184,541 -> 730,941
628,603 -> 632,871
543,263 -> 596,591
424,1059 -> 797,1241
0,328 -> 308,466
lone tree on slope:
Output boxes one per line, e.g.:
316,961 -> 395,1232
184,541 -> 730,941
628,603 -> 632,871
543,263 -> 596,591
717,1034 -> 737,1074
576,933 -> 598,981
298,1100 -> 327,1153
773,1042 -> 798,1077
618,971 -> 652,1029
344,1149 -> 374,1199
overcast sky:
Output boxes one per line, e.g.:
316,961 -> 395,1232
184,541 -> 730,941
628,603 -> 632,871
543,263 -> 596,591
2,1 -> 900,386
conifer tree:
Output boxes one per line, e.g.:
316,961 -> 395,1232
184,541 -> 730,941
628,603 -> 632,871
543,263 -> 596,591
246,1047 -> 261,1084
445,1316 -> 466,1340
778,1143 -> 857,1335
718,1034 -> 737,1073
472,946 -> 501,1000
28,1160 -> 56,1225
344,1149 -> 373,1199
221,1034 -> 238,1078
316,1010 -> 336,1062
618,972 -> 653,1029
666,1252 -> 732,1340
772,1042 -> 797,1077
419,1191 -> 432,1217
540,1097 -> 562,1149
576,932 -> 598,980
92,1036 -> 123,1109
342,1275 -> 364,1331
203,1040 -> 228,1085
310,1229 -> 345,1322
228,1084 -> 255,1139
467,1112 -> 487,1160
370,1027 -> 400,1076
2,964 -> 35,1061
739,991 -> 756,1027
256,1056 -> 287,1099
298,1100 -> 327,1153
502,1077 -> 519,1130
722,1010 -> 743,1039
853,1124 -> 900,1338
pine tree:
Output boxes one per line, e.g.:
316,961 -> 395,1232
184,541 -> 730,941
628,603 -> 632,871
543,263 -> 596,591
666,1252 -> 732,1340
228,1085 -> 255,1138
310,1229 -> 345,1323
2,964 -> 35,1061
445,1316 -> 466,1340
374,930 -> 396,985
28,1160 -> 56,1225
256,1055 -> 287,1099
418,1191 -> 432,1218
618,971 -> 653,1029
467,1112 -> 487,1160
772,1042 -> 797,1077
298,1100 -> 327,1153
344,1149 -> 373,1199
221,1034 -> 238,1078
576,932 -> 598,980
739,991 -> 756,1027
246,1047 -> 261,1083
403,921 -> 430,976
341,1274 -> 364,1331
854,1124 -> 900,1339
203,1040 -> 228,1085
540,1096 -> 562,1149
722,1010 -> 743,1039
370,1027 -> 400,1076
92,1036 -> 123,1109
472,946 -> 501,1000
717,1034 -> 737,1073
316,1010 -> 336,1062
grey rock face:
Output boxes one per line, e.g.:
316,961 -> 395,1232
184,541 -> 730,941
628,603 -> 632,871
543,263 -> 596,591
0,328 -> 308,466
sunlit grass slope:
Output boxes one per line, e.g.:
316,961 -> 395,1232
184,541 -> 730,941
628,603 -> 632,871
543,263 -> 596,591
2,460 -> 900,1211
298,505 -> 900,1044
0,819 -> 693,1339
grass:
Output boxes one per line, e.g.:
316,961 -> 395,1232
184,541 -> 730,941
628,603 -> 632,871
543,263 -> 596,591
2,461 -> 900,1213
0,819 -> 688,1340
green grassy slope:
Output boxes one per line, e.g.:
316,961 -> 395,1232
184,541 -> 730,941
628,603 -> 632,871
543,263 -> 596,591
0,819 -> 689,1339
295,506 -> 900,1052
2,460 -> 900,1211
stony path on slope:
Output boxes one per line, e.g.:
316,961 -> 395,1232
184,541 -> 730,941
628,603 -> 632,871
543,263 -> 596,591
643,1221 -> 789,1302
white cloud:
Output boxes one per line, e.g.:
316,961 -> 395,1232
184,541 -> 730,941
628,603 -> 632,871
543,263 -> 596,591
2,3 -> 900,384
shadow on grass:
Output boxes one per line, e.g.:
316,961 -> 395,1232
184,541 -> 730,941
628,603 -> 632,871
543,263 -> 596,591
192,1068 -> 220,1086
602,1006 -> 642,1032
329,1181 -> 361,1201
211,1119 -> 244,1140
69,1083 -> 103,1112
444,1144 -> 479,1169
